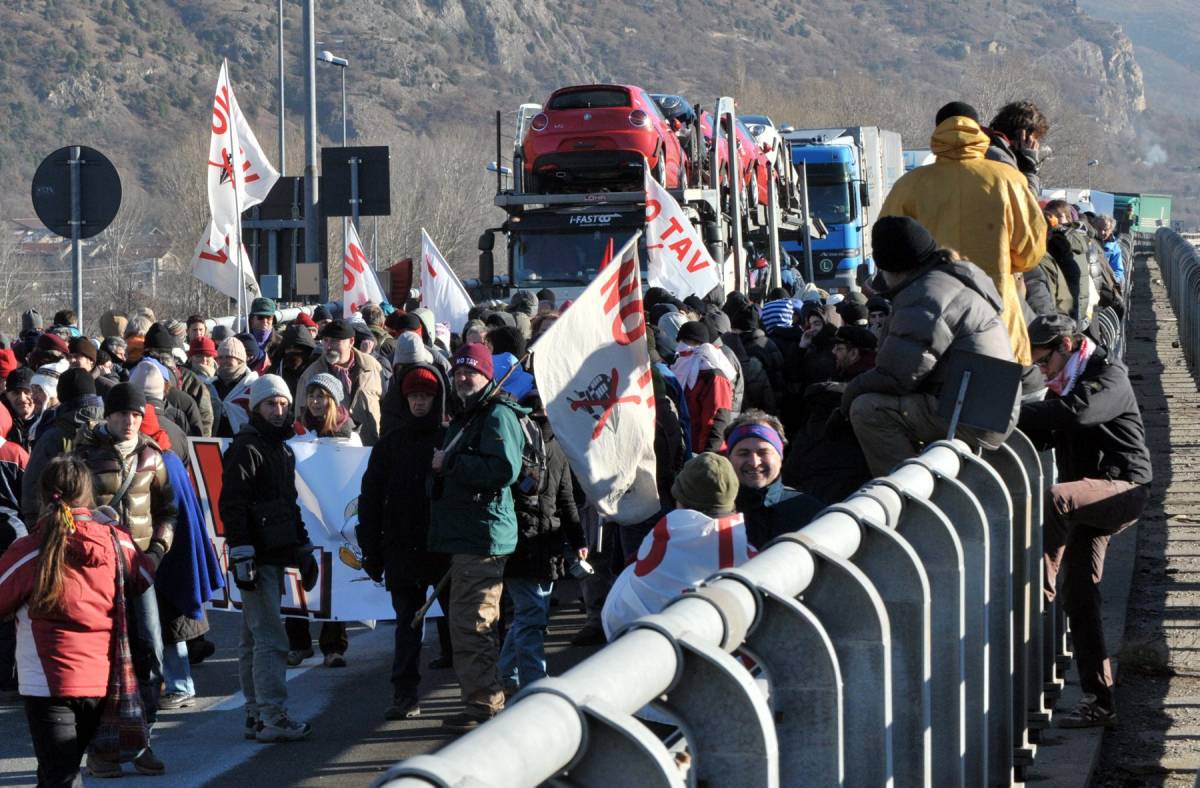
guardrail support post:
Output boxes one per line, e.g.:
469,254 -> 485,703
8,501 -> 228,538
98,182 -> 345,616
1038,449 -> 1065,699
561,697 -> 683,787
793,535 -> 893,787
869,473 -> 968,788
739,583 -> 844,786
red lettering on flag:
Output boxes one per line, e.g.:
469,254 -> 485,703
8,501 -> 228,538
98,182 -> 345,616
599,253 -> 645,345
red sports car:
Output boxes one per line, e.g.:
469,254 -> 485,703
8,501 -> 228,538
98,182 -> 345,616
523,84 -> 688,192
697,111 -> 770,208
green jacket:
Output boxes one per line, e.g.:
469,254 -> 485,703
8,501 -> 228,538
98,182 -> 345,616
428,383 -> 526,556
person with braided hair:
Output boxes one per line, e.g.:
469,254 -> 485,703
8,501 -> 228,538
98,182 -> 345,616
0,456 -> 157,786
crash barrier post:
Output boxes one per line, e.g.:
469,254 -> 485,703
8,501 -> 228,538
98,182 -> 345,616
1155,227 -> 1200,369
377,435 -> 1066,788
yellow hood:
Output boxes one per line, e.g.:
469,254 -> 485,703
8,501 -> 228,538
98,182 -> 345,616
930,117 -> 990,161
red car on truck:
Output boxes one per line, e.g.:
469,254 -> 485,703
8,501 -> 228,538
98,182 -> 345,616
523,84 -> 688,193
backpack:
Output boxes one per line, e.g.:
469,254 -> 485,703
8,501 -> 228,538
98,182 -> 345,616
482,398 -> 548,530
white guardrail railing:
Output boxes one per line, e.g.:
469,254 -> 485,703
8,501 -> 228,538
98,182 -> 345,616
376,432 -> 1071,788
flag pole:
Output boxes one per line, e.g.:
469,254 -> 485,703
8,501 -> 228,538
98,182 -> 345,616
225,59 -> 247,331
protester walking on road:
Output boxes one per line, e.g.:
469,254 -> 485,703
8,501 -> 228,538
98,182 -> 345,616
0,456 -> 157,786
428,344 -> 524,731
1020,313 -> 1152,727
296,320 -> 384,446
219,375 -> 317,743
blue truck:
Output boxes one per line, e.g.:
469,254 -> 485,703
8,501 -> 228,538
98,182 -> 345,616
780,127 -> 904,291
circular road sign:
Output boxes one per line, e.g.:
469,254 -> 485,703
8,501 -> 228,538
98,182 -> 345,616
31,145 -> 122,240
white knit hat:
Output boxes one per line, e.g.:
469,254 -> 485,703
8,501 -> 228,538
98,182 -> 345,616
391,332 -> 432,367
249,374 -> 293,409
130,360 -> 166,401
218,336 -> 247,363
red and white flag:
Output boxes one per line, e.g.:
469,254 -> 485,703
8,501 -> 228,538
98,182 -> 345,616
532,233 -> 659,525
343,221 -> 387,316
420,229 -> 473,333
644,170 -> 722,299
206,61 -> 279,241
190,220 -> 259,305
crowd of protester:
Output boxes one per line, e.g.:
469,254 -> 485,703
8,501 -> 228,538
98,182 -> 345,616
0,98 -> 1151,784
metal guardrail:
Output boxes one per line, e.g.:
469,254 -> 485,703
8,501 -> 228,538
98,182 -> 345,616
378,434 -> 1070,788
1155,227 -> 1200,369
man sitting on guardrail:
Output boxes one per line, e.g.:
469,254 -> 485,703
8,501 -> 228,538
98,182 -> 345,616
1019,313 -> 1151,728
842,216 -> 1020,476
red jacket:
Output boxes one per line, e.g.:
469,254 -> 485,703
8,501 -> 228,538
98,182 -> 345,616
684,370 -> 734,454
0,509 -> 155,697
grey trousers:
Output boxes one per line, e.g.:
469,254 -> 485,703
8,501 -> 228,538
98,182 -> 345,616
238,565 -> 290,723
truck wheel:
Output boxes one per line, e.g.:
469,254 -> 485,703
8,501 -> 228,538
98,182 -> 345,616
653,150 -> 667,185
748,172 -> 760,209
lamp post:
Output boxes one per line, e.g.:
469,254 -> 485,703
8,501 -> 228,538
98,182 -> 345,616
317,50 -> 348,146
1087,159 -> 1100,192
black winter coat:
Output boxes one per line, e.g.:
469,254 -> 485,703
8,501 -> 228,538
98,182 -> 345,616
504,420 -> 585,581
218,415 -> 309,565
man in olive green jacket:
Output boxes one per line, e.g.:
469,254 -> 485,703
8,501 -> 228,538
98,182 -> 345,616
429,343 -> 524,731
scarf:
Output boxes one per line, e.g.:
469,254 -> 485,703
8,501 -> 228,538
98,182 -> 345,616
1046,337 -> 1094,396
671,342 -> 737,391
329,353 -> 356,401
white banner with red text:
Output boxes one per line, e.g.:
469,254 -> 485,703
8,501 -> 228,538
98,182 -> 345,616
644,170 -> 722,299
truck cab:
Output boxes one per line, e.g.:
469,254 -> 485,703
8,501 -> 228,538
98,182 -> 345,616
781,142 -> 860,289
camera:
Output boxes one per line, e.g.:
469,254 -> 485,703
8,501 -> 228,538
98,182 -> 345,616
567,556 -> 595,580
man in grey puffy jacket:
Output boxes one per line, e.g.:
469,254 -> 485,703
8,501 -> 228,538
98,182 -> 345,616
843,216 -> 1019,475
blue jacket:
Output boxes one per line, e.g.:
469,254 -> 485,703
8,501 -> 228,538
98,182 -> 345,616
1102,239 -> 1125,285
735,477 -> 824,549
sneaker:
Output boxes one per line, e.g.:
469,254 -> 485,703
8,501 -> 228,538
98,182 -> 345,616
257,715 -> 313,742
442,710 -> 493,732
1057,694 -> 1117,728
159,691 -> 196,710
385,695 -> 421,720
133,747 -> 166,776
570,623 -> 606,646
428,654 -> 453,669
323,652 -> 347,668
244,716 -> 263,740
187,637 -> 216,665
287,648 -> 314,667
86,752 -> 122,778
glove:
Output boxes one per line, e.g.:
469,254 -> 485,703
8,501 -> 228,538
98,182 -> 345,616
362,556 -> 384,584
143,543 -> 166,573
230,545 -> 257,592
296,546 -> 319,592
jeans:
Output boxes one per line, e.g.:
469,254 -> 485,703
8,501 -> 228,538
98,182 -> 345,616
238,564 -> 290,723
498,578 -> 554,690
23,695 -> 103,788
128,586 -> 163,728
389,584 -> 425,698
162,640 -> 194,696
448,554 -> 507,715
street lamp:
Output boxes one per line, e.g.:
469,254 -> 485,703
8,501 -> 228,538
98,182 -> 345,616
1087,159 -> 1101,192
317,49 -> 348,145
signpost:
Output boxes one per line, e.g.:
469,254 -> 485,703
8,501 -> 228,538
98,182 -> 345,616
31,146 -> 122,327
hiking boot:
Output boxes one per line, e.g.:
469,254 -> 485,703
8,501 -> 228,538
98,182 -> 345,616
158,691 -> 196,710
86,752 -> 122,778
257,715 -> 313,742
428,654 -> 453,669
133,747 -> 166,776
244,716 -> 263,740
442,710 -> 494,732
323,652 -> 347,668
287,648 -> 314,667
570,623 -> 606,646
1057,694 -> 1117,728
385,695 -> 421,721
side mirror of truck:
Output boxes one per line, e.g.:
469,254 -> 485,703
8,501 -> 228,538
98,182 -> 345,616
478,231 -> 495,252
860,181 -> 870,207
478,251 -> 494,284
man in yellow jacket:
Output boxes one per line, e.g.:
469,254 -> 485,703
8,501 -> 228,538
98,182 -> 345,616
879,102 -> 1047,366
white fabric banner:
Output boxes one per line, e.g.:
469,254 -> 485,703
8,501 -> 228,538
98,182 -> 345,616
207,60 -> 279,240
342,221 -> 388,316
644,170 -> 722,299
190,220 -> 259,305
188,436 -> 395,622
532,233 -> 659,526
602,510 -> 753,638
420,229 -> 474,335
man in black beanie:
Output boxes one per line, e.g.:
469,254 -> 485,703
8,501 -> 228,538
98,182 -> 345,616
3,369 -> 37,450
19,368 -> 105,526
841,216 -> 1020,476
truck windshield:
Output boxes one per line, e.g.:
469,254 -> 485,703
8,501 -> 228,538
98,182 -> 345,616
513,230 -> 649,286
803,163 -> 857,225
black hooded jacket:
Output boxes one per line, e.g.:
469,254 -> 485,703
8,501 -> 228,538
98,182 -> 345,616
356,363 -> 448,587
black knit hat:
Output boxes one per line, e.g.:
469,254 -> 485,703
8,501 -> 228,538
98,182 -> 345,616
837,301 -> 869,325
1027,313 -> 1078,347
935,101 -> 980,125
872,216 -> 941,273
144,323 -> 180,351
58,367 -> 96,404
834,325 -> 879,352
313,304 -> 333,322
866,296 -> 892,315
6,367 -> 33,392
676,320 -> 713,346
319,319 -> 355,340
104,382 -> 146,416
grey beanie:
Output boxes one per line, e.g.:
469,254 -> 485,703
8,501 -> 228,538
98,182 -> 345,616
509,290 -> 538,318
249,374 -> 293,410
306,372 -> 345,404
392,332 -> 433,367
